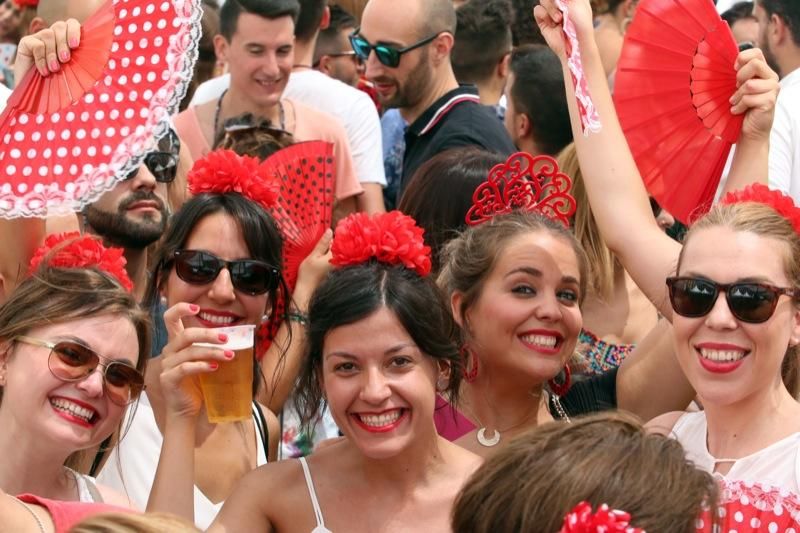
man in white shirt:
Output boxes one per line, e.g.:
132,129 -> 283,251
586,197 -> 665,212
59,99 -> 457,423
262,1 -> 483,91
754,0 -> 800,201
190,0 -> 387,213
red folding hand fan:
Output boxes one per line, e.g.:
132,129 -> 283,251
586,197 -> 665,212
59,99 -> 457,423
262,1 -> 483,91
0,0 -> 202,219
613,0 -> 742,224
695,480 -> 800,532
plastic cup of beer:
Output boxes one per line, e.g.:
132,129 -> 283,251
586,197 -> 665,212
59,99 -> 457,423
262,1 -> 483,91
196,324 -> 254,423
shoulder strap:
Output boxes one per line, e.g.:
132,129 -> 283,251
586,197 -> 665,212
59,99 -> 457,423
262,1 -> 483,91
299,457 -> 329,531
252,401 -> 269,459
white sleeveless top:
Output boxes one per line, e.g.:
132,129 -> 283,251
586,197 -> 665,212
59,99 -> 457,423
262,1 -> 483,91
299,457 -> 333,533
96,392 -> 268,529
672,411 -> 800,493
65,467 -> 102,503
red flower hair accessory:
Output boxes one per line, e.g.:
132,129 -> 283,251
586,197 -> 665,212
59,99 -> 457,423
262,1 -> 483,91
188,149 -> 280,211
331,211 -> 432,277
29,232 -> 133,292
720,183 -> 800,235
466,152 -> 577,227
560,502 -> 643,533
12,0 -> 38,8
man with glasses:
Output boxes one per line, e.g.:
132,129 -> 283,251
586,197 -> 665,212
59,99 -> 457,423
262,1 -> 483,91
314,5 -> 363,88
355,0 -> 515,202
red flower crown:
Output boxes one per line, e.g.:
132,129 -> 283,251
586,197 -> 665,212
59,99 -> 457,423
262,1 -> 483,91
331,211 -> 432,277
560,502 -> 643,533
188,149 -> 280,211
29,232 -> 133,292
466,152 -> 577,227
720,183 -> 800,234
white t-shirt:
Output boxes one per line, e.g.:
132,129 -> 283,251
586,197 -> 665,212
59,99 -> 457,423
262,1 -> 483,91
190,72 -> 387,185
768,68 -> 800,203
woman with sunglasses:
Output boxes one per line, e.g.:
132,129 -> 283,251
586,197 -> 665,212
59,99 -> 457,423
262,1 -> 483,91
536,0 -> 800,490
0,233 -> 149,508
96,150 -> 332,527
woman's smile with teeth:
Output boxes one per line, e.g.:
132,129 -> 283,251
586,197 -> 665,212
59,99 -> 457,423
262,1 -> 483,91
197,312 -> 236,325
699,348 -> 747,362
50,398 -> 97,423
520,334 -> 558,348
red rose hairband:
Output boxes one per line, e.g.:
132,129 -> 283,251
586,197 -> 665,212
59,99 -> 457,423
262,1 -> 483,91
720,183 -> 800,234
560,501 -> 644,533
29,232 -> 133,292
188,149 -> 280,211
331,211 -> 432,277
466,152 -> 577,227
11,0 -> 38,8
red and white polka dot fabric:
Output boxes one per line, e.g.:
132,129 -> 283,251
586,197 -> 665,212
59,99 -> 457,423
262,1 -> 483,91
0,0 -> 202,219
695,480 -> 800,532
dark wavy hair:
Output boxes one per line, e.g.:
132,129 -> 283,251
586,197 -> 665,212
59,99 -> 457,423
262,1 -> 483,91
294,261 -> 462,428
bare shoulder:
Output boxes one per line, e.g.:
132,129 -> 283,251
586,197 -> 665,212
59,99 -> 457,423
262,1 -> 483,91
96,482 -> 138,510
645,410 -> 686,436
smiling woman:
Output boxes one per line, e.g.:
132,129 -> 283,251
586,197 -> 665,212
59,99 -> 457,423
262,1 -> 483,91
0,234 -> 150,511
201,211 -> 481,533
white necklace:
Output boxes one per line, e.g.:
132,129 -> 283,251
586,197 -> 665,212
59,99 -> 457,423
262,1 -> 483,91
8,494 -> 46,533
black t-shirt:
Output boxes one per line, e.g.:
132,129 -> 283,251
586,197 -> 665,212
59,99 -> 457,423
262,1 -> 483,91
398,85 -> 516,202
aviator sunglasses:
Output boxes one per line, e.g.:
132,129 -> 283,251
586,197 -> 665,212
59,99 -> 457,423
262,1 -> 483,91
14,336 -> 144,406
124,151 -> 179,183
666,277 -> 796,324
349,29 -> 442,68
172,250 -> 280,296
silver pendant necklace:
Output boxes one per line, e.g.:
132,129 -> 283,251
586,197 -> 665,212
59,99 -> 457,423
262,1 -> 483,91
477,427 -> 501,447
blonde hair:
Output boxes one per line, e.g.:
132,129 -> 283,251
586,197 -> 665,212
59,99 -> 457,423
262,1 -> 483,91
682,201 -> 800,396
452,412 -> 718,533
558,143 -> 617,300
68,512 -> 199,533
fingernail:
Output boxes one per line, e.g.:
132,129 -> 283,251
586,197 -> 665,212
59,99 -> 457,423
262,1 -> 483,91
38,65 -> 48,76
60,50 -> 70,61
218,333 -> 228,342
49,60 -> 59,71
189,304 -> 199,312
224,350 -> 234,359
69,37 -> 79,48
209,362 -> 219,370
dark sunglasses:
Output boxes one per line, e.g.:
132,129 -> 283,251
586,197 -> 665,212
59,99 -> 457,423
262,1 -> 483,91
15,336 -> 144,406
314,50 -> 363,68
172,250 -> 280,296
349,29 -> 441,68
666,277 -> 796,324
125,151 -> 179,183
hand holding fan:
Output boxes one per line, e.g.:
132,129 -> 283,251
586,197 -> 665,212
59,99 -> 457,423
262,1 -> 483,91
0,0 -> 202,219
613,0 -> 742,224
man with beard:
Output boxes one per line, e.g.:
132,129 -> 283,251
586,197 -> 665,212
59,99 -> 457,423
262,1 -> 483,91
754,0 -> 800,202
356,0 -> 515,202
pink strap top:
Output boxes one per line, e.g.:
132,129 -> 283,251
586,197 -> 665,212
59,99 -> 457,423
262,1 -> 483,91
16,494 -> 131,533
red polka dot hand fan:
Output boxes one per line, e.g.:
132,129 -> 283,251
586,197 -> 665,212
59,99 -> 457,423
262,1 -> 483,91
695,480 -> 800,532
613,0 -> 742,224
0,0 -> 202,219
265,141 -> 335,292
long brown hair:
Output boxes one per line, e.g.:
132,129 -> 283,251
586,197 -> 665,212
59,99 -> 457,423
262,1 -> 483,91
452,412 -> 718,533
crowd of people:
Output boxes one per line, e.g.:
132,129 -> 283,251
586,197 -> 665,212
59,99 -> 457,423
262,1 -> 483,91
1,0 -> 800,531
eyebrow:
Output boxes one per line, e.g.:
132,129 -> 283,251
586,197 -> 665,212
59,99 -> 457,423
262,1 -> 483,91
506,266 -> 580,286
59,335 -> 136,366
324,343 -> 418,360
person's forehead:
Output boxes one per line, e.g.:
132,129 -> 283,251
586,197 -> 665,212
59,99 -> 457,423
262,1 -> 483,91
360,0 -> 424,45
232,12 -> 295,43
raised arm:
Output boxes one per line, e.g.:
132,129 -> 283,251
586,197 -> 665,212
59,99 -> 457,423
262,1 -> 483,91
257,230 -> 332,412
535,0 -> 680,318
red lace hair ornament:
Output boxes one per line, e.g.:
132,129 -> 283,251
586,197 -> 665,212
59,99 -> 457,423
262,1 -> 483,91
331,211 -> 432,277
29,232 -> 133,292
560,502 -> 643,533
188,149 -> 280,211
465,152 -> 577,227
720,183 -> 800,234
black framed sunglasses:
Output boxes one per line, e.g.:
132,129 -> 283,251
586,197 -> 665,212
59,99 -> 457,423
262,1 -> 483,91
349,29 -> 441,68
15,336 -> 144,406
125,151 -> 179,183
172,250 -> 280,296
666,277 -> 796,324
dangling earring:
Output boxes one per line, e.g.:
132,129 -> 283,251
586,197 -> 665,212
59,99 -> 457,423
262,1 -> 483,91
548,365 -> 571,397
436,375 -> 449,392
461,344 -> 479,383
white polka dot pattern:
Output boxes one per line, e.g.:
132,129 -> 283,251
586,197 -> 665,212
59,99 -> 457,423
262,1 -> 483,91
0,0 -> 202,218
695,479 -> 800,532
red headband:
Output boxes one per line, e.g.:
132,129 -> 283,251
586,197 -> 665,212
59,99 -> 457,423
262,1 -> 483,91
720,183 -> 800,234
560,502 -> 643,533
11,0 -> 38,8
331,211 -> 432,277
188,149 -> 280,211
29,232 -> 133,292
466,152 -> 577,227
